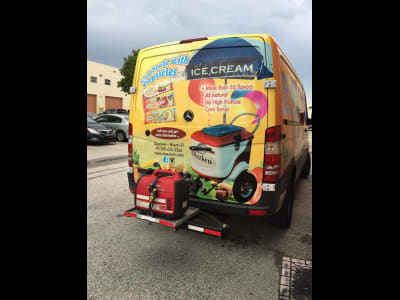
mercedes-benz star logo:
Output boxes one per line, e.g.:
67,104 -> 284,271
183,110 -> 194,122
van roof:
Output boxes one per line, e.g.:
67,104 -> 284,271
140,33 -> 275,52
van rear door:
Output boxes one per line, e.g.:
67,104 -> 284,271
131,35 -> 273,204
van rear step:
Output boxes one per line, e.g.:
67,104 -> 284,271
123,207 -> 227,238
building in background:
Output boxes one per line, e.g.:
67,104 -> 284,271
308,106 -> 312,119
87,60 -> 130,113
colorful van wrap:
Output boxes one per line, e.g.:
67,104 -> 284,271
131,36 -> 275,205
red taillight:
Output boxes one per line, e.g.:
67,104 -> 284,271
265,126 -> 281,142
180,37 -> 208,44
265,153 -> 281,164
128,123 -> 133,167
263,174 -> 279,182
263,126 -> 282,183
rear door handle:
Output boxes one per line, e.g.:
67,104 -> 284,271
189,146 -> 213,152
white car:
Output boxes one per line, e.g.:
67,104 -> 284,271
94,114 -> 129,142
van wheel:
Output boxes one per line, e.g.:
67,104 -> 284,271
270,179 -> 294,229
117,131 -> 126,142
300,152 -> 311,178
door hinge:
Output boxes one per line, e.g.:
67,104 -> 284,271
264,80 -> 277,89
129,87 -> 136,94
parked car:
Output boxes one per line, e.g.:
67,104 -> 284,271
94,114 -> 129,142
87,112 -> 98,118
100,109 -> 129,115
87,116 -> 116,144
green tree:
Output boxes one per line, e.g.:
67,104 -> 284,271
117,49 -> 140,94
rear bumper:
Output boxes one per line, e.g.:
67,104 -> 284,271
127,171 -> 283,217
188,184 -> 282,216
187,196 -> 271,216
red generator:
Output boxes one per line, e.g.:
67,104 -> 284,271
135,169 -> 189,219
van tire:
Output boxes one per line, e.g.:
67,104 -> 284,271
300,152 -> 311,178
270,178 -> 294,229
117,131 -> 126,142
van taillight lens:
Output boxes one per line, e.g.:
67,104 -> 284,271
128,123 -> 133,167
263,126 -> 281,183
265,126 -> 281,142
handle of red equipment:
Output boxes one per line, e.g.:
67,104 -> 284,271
152,169 -> 178,177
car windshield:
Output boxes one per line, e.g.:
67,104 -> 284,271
87,117 -> 97,124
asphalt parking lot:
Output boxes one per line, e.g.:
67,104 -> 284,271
87,134 -> 312,299
87,141 -> 127,161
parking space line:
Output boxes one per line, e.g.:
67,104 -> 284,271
87,169 -> 127,180
87,165 -> 127,175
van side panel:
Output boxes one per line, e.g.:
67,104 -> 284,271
276,45 -> 308,182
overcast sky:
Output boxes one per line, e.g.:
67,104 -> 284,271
87,0 -> 312,105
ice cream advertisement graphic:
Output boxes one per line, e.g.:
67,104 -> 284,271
135,37 -> 272,204
144,92 -> 175,112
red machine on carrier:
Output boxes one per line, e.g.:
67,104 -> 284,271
134,169 -> 189,220
125,168 -> 227,238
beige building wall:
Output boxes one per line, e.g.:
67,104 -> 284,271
87,60 -> 131,113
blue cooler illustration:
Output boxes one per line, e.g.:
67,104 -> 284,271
190,113 -> 260,203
